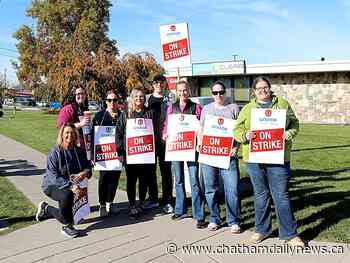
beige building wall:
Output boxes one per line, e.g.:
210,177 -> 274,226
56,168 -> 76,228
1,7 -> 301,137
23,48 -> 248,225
265,72 -> 350,124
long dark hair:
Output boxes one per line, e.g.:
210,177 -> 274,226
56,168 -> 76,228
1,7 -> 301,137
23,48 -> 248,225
63,86 -> 89,111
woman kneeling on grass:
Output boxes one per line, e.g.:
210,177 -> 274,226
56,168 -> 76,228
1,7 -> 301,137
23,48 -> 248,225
234,76 -> 305,247
36,123 -> 92,238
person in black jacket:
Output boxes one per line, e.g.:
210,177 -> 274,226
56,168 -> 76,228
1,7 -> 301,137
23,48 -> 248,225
115,86 -> 157,219
36,123 -> 92,238
92,90 -> 124,217
145,74 -> 173,213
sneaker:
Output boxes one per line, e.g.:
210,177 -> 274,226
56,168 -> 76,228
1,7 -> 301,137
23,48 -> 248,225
106,202 -> 120,214
99,205 -> 108,217
171,214 -> 187,221
61,224 -> 79,238
245,232 -> 270,244
129,206 -> 140,220
207,222 -> 219,231
230,224 -> 241,234
196,220 -> 207,229
142,200 -> 160,210
163,204 -> 174,214
286,236 -> 305,248
36,201 -> 48,222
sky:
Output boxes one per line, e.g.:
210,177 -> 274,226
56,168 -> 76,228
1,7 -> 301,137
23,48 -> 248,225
1,0 -> 350,83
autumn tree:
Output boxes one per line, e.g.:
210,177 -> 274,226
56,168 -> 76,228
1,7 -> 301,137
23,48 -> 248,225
14,0 -> 163,103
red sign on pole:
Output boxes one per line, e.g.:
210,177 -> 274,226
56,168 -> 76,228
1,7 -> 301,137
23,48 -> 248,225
162,38 -> 189,61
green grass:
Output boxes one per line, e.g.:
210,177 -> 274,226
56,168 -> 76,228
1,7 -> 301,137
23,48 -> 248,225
0,176 -> 37,235
1,110 -> 350,243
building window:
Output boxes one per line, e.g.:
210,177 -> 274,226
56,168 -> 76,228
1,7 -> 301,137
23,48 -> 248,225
233,77 -> 250,102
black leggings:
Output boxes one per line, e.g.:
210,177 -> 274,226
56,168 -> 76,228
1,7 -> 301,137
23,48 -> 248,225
98,171 -> 121,205
44,185 -> 74,225
125,164 -> 155,206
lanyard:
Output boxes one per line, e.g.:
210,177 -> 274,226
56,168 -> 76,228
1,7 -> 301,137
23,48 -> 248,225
62,147 -> 82,177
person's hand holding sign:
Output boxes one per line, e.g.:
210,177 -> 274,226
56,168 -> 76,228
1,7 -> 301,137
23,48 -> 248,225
245,131 -> 256,141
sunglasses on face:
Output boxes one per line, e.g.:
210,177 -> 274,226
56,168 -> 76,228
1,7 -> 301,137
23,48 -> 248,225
212,90 -> 225,96
106,98 -> 119,103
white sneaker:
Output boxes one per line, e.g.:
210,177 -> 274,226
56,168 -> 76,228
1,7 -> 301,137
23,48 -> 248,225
230,224 -> 241,234
162,203 -> 174,214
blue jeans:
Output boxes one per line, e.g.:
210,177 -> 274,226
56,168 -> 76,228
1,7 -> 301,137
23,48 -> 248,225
245,162 -> 297,240
202,157 -> 241,226
172,160 -> 205,220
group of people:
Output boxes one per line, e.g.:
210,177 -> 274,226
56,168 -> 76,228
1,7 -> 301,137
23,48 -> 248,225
34,74 -> 305,248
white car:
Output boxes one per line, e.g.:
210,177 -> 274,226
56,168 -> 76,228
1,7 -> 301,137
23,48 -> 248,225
88,101 -> 99,111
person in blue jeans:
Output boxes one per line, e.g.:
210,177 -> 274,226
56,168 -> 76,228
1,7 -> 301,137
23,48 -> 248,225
199,81 -> 242,233
163,80 -> 206,229
234,76 -> 305,247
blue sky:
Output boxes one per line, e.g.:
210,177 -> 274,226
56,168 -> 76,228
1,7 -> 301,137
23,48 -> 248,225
1,0 -> 350,83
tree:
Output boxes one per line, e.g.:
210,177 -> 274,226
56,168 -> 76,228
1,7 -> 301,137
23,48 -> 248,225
13,0 -> 164,103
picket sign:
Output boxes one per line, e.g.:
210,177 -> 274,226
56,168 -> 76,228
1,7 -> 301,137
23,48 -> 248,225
126,118 -> 155,164
165,114 -> 199,162
198,115 -> 235,169
248,108 -> 286,164
72,178 -> 90,225
94,126 -> 122,171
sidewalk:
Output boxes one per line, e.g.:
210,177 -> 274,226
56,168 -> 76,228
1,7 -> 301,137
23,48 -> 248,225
0,134 -> 349,263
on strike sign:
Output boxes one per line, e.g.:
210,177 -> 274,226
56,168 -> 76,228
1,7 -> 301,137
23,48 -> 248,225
126,118 -> 155,164
159,22 -> 191,71
94,126 -> 122,171
165,114 -> 199,161
198,116 -> 235,169
249,109 -> 286,164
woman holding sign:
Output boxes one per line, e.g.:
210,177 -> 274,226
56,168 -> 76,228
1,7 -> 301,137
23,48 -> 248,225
163,80 -> 206,229
36,123 -> 92,238
199,81 -> 241,233
234,76 -> 304,247
116,86 -> 156,219
92,90 -> 124,217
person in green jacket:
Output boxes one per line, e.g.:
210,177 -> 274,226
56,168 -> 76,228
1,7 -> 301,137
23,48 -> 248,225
234,76 -> 304,247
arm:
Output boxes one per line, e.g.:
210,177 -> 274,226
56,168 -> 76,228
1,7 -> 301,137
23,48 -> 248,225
115,111 -> 126,157
162,103 -> 173,140
285,103 -> 299,140
46,149 -> 71,189
234,106 -> 250,144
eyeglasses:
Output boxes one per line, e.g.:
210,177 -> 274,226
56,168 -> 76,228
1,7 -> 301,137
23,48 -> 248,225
153,81 -> 163,85
212,90 -> 225,96
75,92 -> 85,96
255,86 -> 270,91
106,98 -> 119,103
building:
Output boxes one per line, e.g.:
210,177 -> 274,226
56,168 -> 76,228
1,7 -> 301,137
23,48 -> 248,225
167,59 -> 350,124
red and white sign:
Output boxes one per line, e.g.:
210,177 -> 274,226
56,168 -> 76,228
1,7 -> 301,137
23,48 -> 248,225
94,126 -> 122,171
165,114 -> 199,161
126,118 -> 155,164
160,22 -> 191,71
166,76 -> 177,90
72,178 -> 90,225
199,116 -> 235,169
249,109 -> 286,164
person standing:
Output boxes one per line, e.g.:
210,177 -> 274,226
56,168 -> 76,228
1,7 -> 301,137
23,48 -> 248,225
115,86 -> 156,219
36,123 -> 92,238
145,74 -> 173,213
234,76 -> 304,247
163,80 -> 206,229
199,81 -> 242,233
57,86 -> 90,148
92,90 -> 123,217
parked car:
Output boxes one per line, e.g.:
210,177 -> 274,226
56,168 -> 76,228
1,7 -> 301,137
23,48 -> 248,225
14,96 -> 36,107
49,101 -> 61,110
3,98 -> 14,106
88,101 -> 100,111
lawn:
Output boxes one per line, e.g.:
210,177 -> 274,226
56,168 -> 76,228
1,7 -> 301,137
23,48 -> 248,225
1,109 -> 350,243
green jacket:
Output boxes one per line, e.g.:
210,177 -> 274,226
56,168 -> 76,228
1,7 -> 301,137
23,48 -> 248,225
234,95 -> 299,162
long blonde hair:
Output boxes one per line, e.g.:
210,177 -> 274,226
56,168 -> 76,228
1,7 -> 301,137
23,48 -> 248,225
128,86 -> 146,117
57,123 -> 79,148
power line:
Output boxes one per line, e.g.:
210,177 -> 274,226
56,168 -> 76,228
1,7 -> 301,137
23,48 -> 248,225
0,47 -> 18,53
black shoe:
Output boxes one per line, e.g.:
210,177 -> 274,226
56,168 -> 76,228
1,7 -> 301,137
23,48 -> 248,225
171,214 -> 186,221
61,224 -> 79,238
35,201 -> 48,222
196,220 -> 207,229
